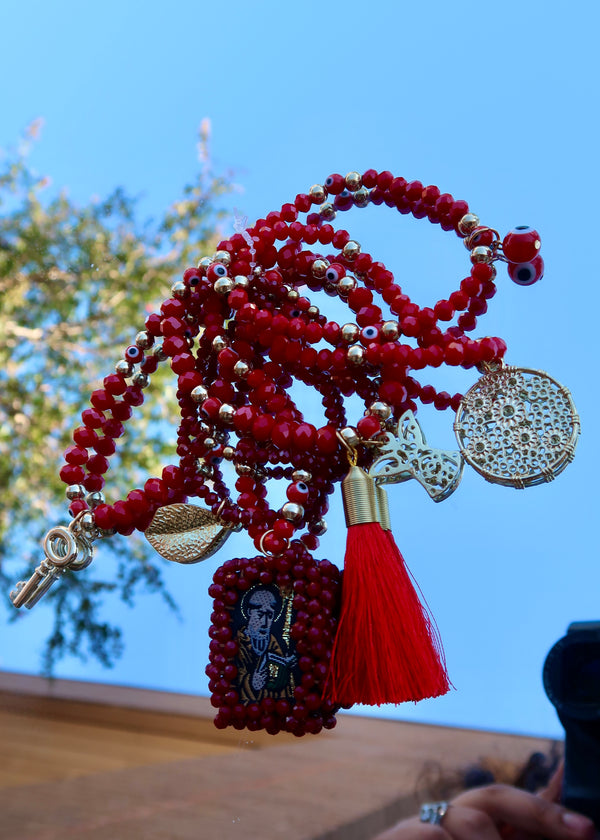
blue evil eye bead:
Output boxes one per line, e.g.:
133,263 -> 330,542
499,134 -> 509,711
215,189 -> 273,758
124,344 -> 144,363
502,226 -> 541,263
206,262 -> 229,281
508,255 -> 544,286
360,325 -> 380,344
325,263 -> 345,283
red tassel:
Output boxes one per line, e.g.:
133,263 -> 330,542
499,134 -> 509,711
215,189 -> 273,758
325,466 -> 450,706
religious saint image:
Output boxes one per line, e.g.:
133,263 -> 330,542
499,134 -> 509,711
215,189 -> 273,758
232,583 -> 298,704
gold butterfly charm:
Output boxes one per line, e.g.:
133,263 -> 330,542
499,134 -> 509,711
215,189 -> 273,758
145,504 -> 233,564
370,410 -> 463,502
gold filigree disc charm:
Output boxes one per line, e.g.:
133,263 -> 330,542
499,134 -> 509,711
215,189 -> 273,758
145,504 -> 232,564
454,365 -> 580,488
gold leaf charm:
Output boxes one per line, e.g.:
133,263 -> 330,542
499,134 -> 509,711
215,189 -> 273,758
145,504 -> 232,564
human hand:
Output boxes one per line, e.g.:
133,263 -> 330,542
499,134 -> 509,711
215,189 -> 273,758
373,775 -> 595,840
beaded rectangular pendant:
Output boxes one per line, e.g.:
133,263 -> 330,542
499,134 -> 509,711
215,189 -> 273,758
207,549 -> 341,735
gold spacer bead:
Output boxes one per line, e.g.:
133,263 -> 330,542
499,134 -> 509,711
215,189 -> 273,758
281,502 -> 304,523
233,275 -> 250,288
171,281 -> 188,299
470,245 -> 494,264
312,258 -> 329,279
218,404 -> 235,424
312,518 -> 327,536
338,275 -> 357,296
212,250 -> 231,266
353,187 -> 370,208
381,321 -> 400,341
340,426 -> 360,448
214,277 -> 234,295
341,323 -> 360,343
132,372 -> 149,388
345,171 -> 362,191
347,345 -> 365,365
309,184 -> 327,204
307,305 -> 320,318
458,213 -> 480,236
235,463 -> 253,476
320,203 -> 336,221
203,437 -> 215,449
115,359 -> 133,377
342,240 -> 361,261
191,385 -> 208,403
287,289 -> 299,302
233,360 -> 250,378
368,401 -> 392,420
198,256 -> 213,272
222,446 -> 235,460
135,330 -> 153,349
292,469 -> 312,483
212,335 -> 228,352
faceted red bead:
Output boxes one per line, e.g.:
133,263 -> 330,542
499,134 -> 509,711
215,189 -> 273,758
111,402 -> 132,422
145,313 -> 163,336
252,415 -> 275,441
293,423 -> 316,451
83,473 -> 105,492
127,489 -> 150,515
145,477 -> 169,503
123,386 -> 144,406
64,445 -> 89,465
434,300 -> 454,321
94,436 -> 117,456
161,316 -> 187,337
178,371 -> 203,393
81,408 -> 104,429
445,342 -> 465,366
90,389 -> 115,411
73,426 -> 97,447
433,391 -> 452,410
93,503 -> 115,530
378,381 -> 408,406
163,465 -> 184,489
103,418 -> 125,438
87,454 -> 110,475
162,336 -> 188,356
356,415 -> 381,439
59,464 -> 85,484
170,353 -> 196,374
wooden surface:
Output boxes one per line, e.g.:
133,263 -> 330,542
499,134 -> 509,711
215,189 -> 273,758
0,672 -> 559,840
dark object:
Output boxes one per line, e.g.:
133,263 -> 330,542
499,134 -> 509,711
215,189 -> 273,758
543,622 -> 600,827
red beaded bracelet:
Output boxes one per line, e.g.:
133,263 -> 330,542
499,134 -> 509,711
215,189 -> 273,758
10,170 -> 578,737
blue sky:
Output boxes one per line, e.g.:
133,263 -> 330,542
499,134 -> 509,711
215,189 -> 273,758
1,0 -> 599,739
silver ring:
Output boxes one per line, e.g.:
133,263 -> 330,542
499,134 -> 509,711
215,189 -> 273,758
420,801 -> 449,826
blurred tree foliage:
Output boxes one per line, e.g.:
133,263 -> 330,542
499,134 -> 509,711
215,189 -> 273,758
0,119 -> 233,671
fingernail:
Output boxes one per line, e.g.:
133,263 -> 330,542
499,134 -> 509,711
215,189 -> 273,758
562,811 -> 595,835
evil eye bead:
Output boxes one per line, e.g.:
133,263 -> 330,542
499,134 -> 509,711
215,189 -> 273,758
466,226 -> 496,249
206,262 -> 229,282
502,226 -> 541,264
325,263 -> 345,283
360,324 -> 380,345
508,255 -> 544,286
124,344 -> 144,364
286,481 -> 310,504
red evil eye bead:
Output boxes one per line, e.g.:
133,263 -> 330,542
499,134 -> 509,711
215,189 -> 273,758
502,226 -> 541,263
507,255 -> 544,286
206,262 -> 229,282
467,226 -> 496,247
124,345 -> 144,364
360,325 -> 380,344
325,263 -> 345,283
286,481 -> 310,504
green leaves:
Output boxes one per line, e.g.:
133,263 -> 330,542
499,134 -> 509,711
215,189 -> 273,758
0,123 -> 232,671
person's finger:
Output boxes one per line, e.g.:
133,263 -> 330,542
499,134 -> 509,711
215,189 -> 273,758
453,784 -> 595,839
442,804 -> 503,840
374,815 -> 451,839
539,761 -> 564,803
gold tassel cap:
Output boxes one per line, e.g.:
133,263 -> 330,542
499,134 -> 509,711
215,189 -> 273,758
374,482 -> 392,532
342,465 -> 378,527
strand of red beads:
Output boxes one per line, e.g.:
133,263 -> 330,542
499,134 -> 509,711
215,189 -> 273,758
58,170 -> 540,562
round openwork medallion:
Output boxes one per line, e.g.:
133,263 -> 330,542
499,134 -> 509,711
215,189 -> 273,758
454,366 -> 580,487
